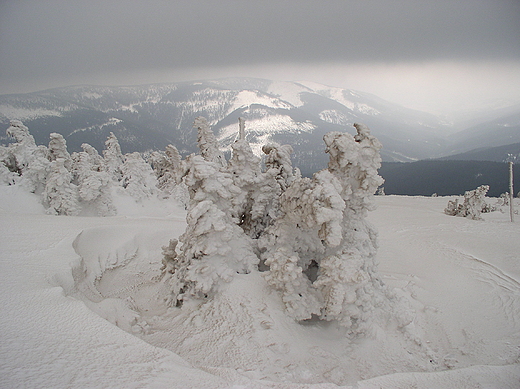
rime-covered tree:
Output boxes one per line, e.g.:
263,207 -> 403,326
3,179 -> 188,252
2,120 -> 50,193
260,123 -> 392,331
195,116 -> 226,168
42,158 -> 80,216
103,132 -> 124,183
262,142 -> 300,192
314,124 -> 387,330
0,145 -> 17,185
48,133 -> 72,171
150,144 -> 186,201
72,143 -> 116,216
163,119 -> 399,332
164,154 -> 258,306
226,117 -> 270,237
121,152 -> 158,202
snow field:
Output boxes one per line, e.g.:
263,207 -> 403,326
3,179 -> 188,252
1,186 -> 519,388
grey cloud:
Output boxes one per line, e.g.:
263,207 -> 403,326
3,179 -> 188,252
1,0 -> 519,96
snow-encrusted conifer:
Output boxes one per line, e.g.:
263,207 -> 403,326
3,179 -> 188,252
150,144 -> 187,203
3,120 -> 50,193
48,133 -> 72,171
226,117 -> 272,237
262,142 -> 300,192
195,116 -> 226,168
72,143 -> 116,216
166,153 -> 258,306
121,152 -> 158,202
6,120 -> 36,148
0,145 -> 17,185
103,132 -> 124,183
261,123 -> 391,331
42,158 -> 80,216
314,124 -> 386,329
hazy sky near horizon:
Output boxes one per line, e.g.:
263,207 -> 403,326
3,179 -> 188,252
1,0 -> 520,114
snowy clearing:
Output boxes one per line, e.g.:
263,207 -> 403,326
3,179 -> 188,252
1,186 -> 519,388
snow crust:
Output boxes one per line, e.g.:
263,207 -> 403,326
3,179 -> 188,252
1,185 -> 519,388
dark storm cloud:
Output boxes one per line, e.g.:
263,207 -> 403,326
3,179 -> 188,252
1,0 -> 520,106
2,0 -> 520,78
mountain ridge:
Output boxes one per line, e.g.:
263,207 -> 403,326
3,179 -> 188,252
1,78 -> 519,175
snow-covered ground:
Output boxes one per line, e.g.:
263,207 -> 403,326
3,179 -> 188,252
1,186 -> 519,388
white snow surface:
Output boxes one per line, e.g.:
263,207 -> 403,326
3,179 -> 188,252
0,105 -> 64,120
1,186 -> 520,388
219,114 -> 315,156
229,90 -> 293,112
266,81 -> 314,108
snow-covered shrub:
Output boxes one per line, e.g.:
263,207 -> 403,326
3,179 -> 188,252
498,192 -> 510,206
195,116 -> 226,168
444,185 -> 489,220
226,119 -> 284,239
260,124 -> 389,331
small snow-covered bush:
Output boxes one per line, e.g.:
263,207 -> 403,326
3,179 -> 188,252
444,185 -> 490,220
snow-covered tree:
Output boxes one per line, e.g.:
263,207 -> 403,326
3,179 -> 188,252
260,123 -> 390,331
42,158 -> 80,216
2,120 -> 50,193
226,117 -> 273,238
103,132 -> 124,183
72,143 -> 116,216
163,119 -> 398,333
0,145 -> 17,185
48,133 -> 72,171
195,116 -> 226,168
262,142 -> 300,192
165,154 -> 258,306
6,120 -> 36,148
150,144 -> 186,199
121,152 -> 158,202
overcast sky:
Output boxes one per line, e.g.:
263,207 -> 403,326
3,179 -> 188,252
1,0 -> 520,114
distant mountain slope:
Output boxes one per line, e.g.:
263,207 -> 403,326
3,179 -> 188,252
379,160 -> 517,197
0,78 -> 456,174
437,142 -> 520,162
446,109 -> 520,156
